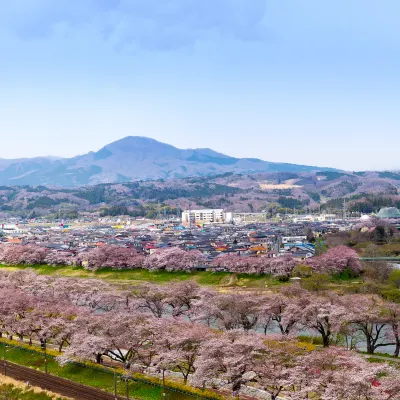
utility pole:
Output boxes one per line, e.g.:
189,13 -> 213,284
343,199 -> 347,220
3,344 -> 6,376
44,342 -> 48,374
125,377 -> 129,400
162,369 -> 166,398
188,201 -> 192,229
114,367 -> 118,400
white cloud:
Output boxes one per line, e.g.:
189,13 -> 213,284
1,0 -> 267,50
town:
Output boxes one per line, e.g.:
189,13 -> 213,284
1,1 -> 400,398
1,207 -> 400,270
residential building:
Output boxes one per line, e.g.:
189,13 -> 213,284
181,209 -> 224,225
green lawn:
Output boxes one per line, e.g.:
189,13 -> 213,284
0,264 -> 287,288
1,343 -> 193,400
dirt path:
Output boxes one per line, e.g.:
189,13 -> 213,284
0,360 -> 126,400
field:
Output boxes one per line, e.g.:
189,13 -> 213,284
0,264 -> 289,288
0,264 -> 369,295
0,339 -> 194,400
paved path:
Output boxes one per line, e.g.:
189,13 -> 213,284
0,360 -> 126,400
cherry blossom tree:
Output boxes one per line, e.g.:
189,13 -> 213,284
0,288 -> 34,339
81,245 -> 144,270
381,302 -> 400,357
211,254 -> 266,274
134,284 -> 170,318
193,331 -> 265,395
261,294 -> 303,335
155,321 -> 213,384
193,291 -> 260,331
143,248 -> 203,272
300,294 -> 348,347
44,250 -> 76,266
293,347 -> 388,400
253,337 -> 306,400
0,244 -> 47,265
268,256 -> 299,278
345,295 -> 395,354
306,246 -> 362,275
211,254 -> 298,277
164,281 -> 202,318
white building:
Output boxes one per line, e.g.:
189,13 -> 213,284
292,213 -> 337,223
0,224 -> 26,234
224,212 -> 268,224
282,236 -> 307,244
315,213 -> 336,222
182,209 -> 224,225
292,215 -> 314,223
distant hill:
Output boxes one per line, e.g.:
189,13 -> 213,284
0,170 -> 400,218
0,136 -> 337,187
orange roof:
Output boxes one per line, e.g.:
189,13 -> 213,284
7,238 -> 21,244
250,246 -> 266,251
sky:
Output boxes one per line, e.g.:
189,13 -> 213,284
0,0 -> 399,171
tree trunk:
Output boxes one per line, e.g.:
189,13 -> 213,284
365,335 -> 374,354
393,325 -> 400,358
322,333 -> 330,347
394,342 -> 400,358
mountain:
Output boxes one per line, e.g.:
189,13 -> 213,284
0,136 -> 338,187
1,170 -> 400,218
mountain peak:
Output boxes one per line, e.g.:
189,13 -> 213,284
101,136 -> 181,159
0,136 -> 338,187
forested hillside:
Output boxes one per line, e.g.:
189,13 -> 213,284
0,170 -> 399,218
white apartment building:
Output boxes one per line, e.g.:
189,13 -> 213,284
292,215 -> 314,223
224,212 -> 268,223
182,209 -> 224,225
292,213 -> 337,223
0,224 -> 26,234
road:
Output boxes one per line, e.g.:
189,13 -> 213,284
0,360 -> 126,400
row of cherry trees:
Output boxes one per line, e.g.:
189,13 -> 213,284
0,268 -> 399,356
0,243 -> 362,277
0,269 -> 398,399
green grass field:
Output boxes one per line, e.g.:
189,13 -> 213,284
0,264 -> 370,295
1,342 -> 194,400
0,264 -> 288,289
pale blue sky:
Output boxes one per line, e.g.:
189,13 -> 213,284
0,0 -> 399,170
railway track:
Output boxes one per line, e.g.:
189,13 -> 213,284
0,360 -> 126,400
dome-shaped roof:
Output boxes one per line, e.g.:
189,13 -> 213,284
377,207 -> 400,219
360,215 -> 371,221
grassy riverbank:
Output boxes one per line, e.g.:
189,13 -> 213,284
0,264 -> 288,289
0,264 -> 369,294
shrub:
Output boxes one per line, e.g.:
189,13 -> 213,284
300,274 -> 329,292
292,264 -> 312,278
380,289 -> 400,303
389,270 -> 400,288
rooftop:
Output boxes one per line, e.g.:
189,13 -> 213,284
376,207 -> 400,219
